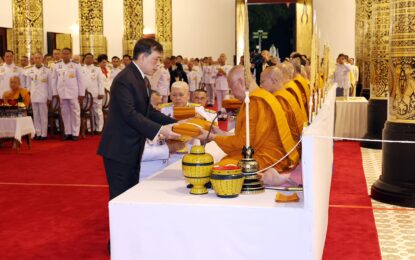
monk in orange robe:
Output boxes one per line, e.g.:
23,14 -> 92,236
201,65 -> 299,174
291,59 -> 311,109
3,76 -> 30,107
260,66 -> 307,145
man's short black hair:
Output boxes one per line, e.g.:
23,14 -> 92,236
133,38 -> 163,60
177,55 -> 183,59
151,90 -> 161,96
123,54 -> 131,59
4,50 -> 14,56
62,47 -> 72,53
194,89 -> 207,94
97,54 -> 108,62
112,56 -> 120,60
84,52 -> 94,58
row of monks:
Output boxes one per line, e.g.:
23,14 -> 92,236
144,54 -> 313,187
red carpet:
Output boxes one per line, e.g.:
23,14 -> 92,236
0,138 -> 380,259
323,142 -> 381,260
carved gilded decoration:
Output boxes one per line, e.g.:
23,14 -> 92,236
355,0 -> 365,85
296,0 -> 312,57
123,0 -> 143,57
12,0 -> 44,62
56,33 -> 72,50
369,0 -> 389,100
362,0 -> 373,91
79,0 -> 105,55
156,0 -> 172,57
388,0 -> 415,123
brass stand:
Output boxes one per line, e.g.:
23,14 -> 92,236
238,146 -> 264,194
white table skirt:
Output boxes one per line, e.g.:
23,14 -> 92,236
0,116 -> 35,143
334,97 -> 368,139
109,86 -> 336,260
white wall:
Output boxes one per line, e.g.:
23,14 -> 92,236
143,0 -> 156,34
0,0 -> 12,28
313,0 -> 355,59
172,0 -> 236,62
43,0 -> 79,54
103,0 -> 123,58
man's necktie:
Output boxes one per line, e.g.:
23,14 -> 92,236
144,77 -> 151,98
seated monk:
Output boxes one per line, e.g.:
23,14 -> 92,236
201,65 -> 300,178
278,63 -> 308,120
160,81 -> 216,122
3,76 -> 30,107
260,66 -> 307,145
291,58 -> 311,109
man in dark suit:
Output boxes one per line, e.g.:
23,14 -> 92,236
98,38 -> 180,200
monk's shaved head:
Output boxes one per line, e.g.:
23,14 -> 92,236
260,66 -> 284,93
227,65 -> 248,101
278,62 -> 294,84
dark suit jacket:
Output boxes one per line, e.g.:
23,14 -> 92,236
97,63 -> 176,166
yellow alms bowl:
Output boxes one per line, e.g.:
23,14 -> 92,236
211,165 -> 245,198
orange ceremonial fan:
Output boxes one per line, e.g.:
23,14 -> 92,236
222,99 -> 243,111
172,118 -> 214,138
173,107 -> 196,120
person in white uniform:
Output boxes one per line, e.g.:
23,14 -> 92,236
0,50 -> 25,96
202,57 -> 216,106
214,53 -> 232,112
110,56 -> 122,80
333,54 -> 352,97
186,60 -> 200,100
349,57 -> 359,96
156,58 -> 171,103
82,53 -> 105,134
52,48 -> 85,141
98,54 -> 112,91
25,53 -> 52,140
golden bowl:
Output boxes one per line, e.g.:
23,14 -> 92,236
182,145 -> 213,195
211,165 -> 245,198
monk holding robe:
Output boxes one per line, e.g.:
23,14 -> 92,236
201,65 -> 299,176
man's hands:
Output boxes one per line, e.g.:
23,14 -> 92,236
196,129 -> 215,144
166,140 -> 186,153
159,124 -> 181,140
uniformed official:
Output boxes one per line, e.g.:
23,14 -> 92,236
214,53 -> 232,112
110,56 -> 122,80
202,57 -> 216,106
0,50 -> 25,96
186,61 -> 200,100
82,53 -> 105,134
52,48 -> 85,141
155,58 -> 171,103
25,53 -> 52,140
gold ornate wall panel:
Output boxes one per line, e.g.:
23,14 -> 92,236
361,0 -> 373,90
123,0 -> 143,57
235,0 -> 246,63
79,0 -> 105,55
12,0 -> 44,62
355,0 -> 365,82
296,0 -> 312,57
156,0 -> 172,57
369,0 -> 389,100
388,0 -> 415,123
56,33 -> 72,50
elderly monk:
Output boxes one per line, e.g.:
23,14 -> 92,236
279,62 -> 308,119
3,76 -> 30,107
260,66 -> 307,145
160,81 -> 216,122
203,65 -> 300,174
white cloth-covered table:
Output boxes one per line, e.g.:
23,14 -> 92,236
0,116 -> 35,143
334,97 -> 368,139
109,87 -> 336,260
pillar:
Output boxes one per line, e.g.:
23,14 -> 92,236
156,0 -> 172,57
79,0 -> 105,55
123,0 -> 143,57
371,0 -> 415,207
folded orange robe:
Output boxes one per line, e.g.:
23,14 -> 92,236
172,118 -> 214,137
173,107 -> 196,121
214,88 -> 299,173
222,99 -> 243,111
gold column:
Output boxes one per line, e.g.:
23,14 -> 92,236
156,0 -> 172,57
235,0 -> 246,63
123,0 -> 143,57
355,0 -> 364,85
369,0 -> 389,100
296,0 -> 312,57
361,0 -> 373,91
79,0 -> 105,55
388,0 -> 415,123
12,0 -> 44,62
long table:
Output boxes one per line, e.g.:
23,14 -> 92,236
334,96 -> 368,139
109,86 -> 336,260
